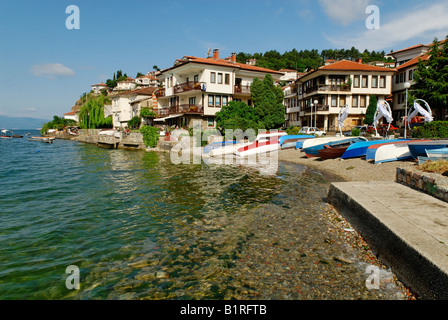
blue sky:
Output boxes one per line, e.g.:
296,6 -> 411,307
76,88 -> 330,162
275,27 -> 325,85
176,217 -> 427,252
1,0 -> 447,120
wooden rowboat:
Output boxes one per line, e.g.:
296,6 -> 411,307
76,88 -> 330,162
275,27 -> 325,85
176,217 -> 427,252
318,144 -> 349,160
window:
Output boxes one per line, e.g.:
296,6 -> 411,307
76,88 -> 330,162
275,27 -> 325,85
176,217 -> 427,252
208,95 -> 214,106
360,95 -> 366,108
194,74 -> 199,82
331,95 -> 337,107
400,72 -> 405,83
340,95 -> 346,106
208,117 -> 214,128
218,73 -> 223,84
353,75 -> 360,88
215,95 -> 221,107
189,97 -> 196,106
380,76 -> 386,88
353,95 -> 359,108
225,73 -> 230,85
222,96 -> 228,106
362,76 -> 368,88
409,70 -> 414,81
372,76 -> 378,88
210,72 -> 216,83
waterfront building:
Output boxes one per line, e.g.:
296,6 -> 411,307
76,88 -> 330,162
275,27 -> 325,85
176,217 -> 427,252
294,59 -> 396,132
389,39 -> 446,123
63,111 -> 79,122
154,49 -> 283,129
110,87 -> 158,128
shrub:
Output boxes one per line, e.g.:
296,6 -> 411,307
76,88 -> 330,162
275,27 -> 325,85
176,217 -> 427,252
351,128 -> 361,136
411,121 -> 448,138
128,116 -> 141,130
286,126 -> 301,135
140,125 -> 160,148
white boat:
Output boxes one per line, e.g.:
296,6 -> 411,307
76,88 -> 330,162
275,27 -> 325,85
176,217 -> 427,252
208,141 -> 251,157
1,129 -> 13,139
374,143 -> 413,164
301,136 -> 353,150
234,131 -> 286,157
234,140 -> 280,157
426,147 -> 448,159
26,133 -> 55,143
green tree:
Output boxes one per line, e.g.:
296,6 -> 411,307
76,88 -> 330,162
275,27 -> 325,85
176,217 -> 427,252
78,94 -> 112,129
364,95 -> 377,125
250,74 -> 285,130
412,35 -> 448,120
215,101 -> 263,134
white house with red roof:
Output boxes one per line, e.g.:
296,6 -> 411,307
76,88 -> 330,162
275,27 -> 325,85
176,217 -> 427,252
116,77 -> 137,91
135,74 -> 159,87
110,87 -> 158,128
154,49 -> 284,129
294,59 -> 396,132
91,82 -> 108,94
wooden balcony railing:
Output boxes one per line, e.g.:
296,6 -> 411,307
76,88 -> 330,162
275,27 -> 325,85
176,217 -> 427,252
234,85 -> 251,95
155,105 -> 204,118
155,88 -> 165,97
173,82 -> 205,94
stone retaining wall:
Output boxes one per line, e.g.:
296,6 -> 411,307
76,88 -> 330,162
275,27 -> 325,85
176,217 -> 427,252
396,168 -> 448,203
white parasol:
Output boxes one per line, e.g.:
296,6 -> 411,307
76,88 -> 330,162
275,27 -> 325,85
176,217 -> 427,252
373,100 -> 393,137
338,104 -> 350,136
407,99 -> 433,127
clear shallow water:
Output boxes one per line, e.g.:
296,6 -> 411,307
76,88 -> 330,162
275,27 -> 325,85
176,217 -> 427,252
0,132 -> 405,300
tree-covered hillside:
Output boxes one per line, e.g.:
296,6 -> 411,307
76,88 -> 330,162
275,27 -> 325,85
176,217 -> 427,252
236,48 -> 394,72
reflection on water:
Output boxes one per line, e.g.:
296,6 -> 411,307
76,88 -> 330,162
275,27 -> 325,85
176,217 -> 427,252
0,138 -> 406,300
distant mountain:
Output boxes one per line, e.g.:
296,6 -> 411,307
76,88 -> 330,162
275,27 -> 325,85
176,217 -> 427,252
0,115 -> 50,130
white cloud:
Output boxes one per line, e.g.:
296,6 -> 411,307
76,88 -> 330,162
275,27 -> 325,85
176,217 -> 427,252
324,2 -> 448,51
30,63 -> 75,79
318,0 -> 371,26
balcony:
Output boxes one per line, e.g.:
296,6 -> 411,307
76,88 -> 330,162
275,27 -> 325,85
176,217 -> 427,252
303,104 -> 330,113
170,104 -> 203,115
234,85 -> 251,95
173,82 -> 205,94
155,88 -> 165,98
305,84 -> 351,95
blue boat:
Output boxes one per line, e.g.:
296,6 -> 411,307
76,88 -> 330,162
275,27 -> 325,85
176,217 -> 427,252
408,141 -> 448,158
279,135 -> 313,146
341,139 -> 408,159
303,137 -> 367,158
426,147 -> 448,158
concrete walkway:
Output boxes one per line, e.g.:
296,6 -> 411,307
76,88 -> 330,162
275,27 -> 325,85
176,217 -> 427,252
328,181 -> 448,300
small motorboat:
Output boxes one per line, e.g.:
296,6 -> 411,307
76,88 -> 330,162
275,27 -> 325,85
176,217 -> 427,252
318,145 -> 350,160
408,140 -> 448,158
26,133 -> 55,144
341,139 -> 409,159
0,129 -> 13,139
303,137 -> 367,158
426,147 -> 448,159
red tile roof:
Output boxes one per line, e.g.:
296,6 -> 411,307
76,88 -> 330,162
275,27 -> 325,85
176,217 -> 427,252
389,44 -> 426,56
163,55 -> 283,75
318,59 -> 396,72
396,54 -> 430,70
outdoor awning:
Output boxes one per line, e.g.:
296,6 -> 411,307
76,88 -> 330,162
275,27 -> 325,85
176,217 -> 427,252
153,114 -> 183,122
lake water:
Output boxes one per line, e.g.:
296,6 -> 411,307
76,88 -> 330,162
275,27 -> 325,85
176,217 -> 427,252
0,131 -> 407,300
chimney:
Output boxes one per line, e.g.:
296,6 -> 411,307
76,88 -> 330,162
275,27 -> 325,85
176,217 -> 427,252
356,58 -> 363,64
230,52 -> 236,63
213,49 -> 219,59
